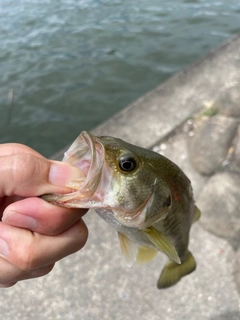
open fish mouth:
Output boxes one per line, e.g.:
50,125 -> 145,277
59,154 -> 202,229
43,131 -> 105,206
64,131 -> 104,195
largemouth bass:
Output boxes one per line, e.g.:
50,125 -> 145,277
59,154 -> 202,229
43,131 -> 200,289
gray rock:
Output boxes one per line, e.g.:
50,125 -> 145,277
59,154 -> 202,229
213,86 -> 240,117
233,247 -> 240,295
198,172 -> 240,240
188,115 -> 238,175
152,132 -> 208,198
232,125 -> 240,170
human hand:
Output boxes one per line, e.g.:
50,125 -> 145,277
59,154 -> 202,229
0,143 -> 88,287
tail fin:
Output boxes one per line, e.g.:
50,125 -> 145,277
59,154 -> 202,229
157,251 -> 196,289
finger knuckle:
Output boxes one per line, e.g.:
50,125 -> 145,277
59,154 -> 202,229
28,264 -> 55,279
72,220 -> 88,251
12,154 -> 36,181
17,239 -> 38,271
18,256 -> 35,271
11,154 -> 45,195
46,219 -> 64,236
36,264 -> 55,277
0,282 -> 17,288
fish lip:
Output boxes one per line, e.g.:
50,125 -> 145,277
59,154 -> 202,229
64,131 -> 105,197
80,131 -> 105,195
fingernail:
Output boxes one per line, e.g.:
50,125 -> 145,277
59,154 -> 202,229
0,238 -> 9,257
2,212 -> 37,230
49,163 -> 84,187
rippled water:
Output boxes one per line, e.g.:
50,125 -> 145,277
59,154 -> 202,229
1,0 -> 240,156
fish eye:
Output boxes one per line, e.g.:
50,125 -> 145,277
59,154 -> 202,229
119,156 -> 137,172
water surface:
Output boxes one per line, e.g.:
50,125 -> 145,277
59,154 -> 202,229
1,0 -> 240,156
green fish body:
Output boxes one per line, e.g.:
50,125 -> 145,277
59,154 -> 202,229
43,131 -> 200,289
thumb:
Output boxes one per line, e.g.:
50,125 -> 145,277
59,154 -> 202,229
0,153 -> 83,197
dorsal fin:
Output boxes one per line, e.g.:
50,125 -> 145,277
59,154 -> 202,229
143,227 -> 181,264
136,246 -> 158,264
118,232 -> 138,267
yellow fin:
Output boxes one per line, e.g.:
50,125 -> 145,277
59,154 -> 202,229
157,251 -> 196,289
118,232 -> 138,267
192,205 -> 201,223
136,246 -> 158,264
144,227 -> 181,264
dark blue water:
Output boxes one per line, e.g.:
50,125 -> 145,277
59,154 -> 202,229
1,0 -> 240,156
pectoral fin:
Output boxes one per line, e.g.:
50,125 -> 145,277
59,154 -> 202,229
118,232 -> 138,267
157,251 -> 196,289
192,205 -> 201,223
136,246 -> 158,264
143,227 -> 180,264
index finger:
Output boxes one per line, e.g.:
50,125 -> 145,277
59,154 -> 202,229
0,143 -> 44,158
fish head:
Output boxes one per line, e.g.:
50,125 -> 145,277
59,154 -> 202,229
43,131 -> 173,229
